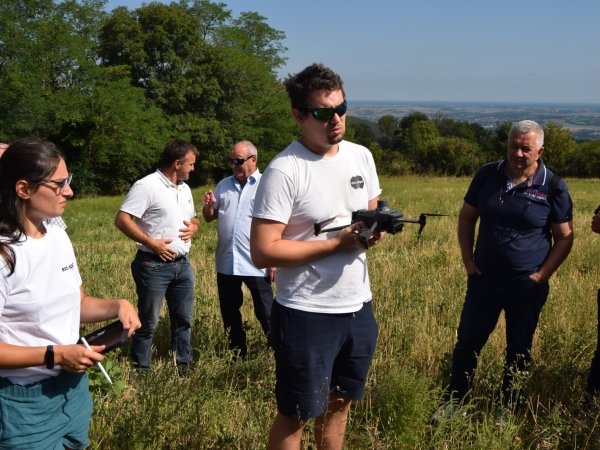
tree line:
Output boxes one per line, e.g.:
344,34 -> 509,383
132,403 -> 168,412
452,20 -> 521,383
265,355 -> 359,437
346,112 -> 600,178
0,0 -> 298,195
2,0 -> 599,196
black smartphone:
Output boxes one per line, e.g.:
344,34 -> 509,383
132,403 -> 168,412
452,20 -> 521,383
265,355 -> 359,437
79,321 -> 129,354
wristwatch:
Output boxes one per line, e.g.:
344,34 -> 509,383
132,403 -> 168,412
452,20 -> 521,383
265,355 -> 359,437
45,345 -> 55,369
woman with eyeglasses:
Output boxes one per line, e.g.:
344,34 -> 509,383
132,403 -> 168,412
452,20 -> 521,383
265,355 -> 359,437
0,138 -> 141,449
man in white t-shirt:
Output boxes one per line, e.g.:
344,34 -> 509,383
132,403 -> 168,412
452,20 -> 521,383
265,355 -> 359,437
202,141 -> 274,359
251,63 -> 384,450
115,139 -> 199,372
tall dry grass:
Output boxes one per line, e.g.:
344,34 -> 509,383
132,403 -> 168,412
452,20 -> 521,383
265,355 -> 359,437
65,176 -> 600,449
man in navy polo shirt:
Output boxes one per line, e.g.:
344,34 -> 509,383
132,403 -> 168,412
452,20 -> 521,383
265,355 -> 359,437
447,120 -> 573,411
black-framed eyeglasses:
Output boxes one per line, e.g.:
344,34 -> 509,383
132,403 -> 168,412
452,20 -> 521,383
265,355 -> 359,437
42,173 -> 73,194
299,100 -> 347,121
230,156 -> 254,166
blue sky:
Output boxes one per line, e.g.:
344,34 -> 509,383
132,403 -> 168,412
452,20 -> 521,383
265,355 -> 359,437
102,0 -> 600,103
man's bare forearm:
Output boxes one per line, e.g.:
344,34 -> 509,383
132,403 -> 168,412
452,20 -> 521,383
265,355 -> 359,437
115,211 -> 154,248
202,205 -> 216,223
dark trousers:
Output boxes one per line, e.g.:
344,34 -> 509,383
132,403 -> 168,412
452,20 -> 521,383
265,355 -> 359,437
216,272 -> 274,356
587,289 -> 600,396
449,274 -> 549,404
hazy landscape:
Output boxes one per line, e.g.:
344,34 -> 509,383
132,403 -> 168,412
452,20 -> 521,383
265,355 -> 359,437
348,101 -> 600,141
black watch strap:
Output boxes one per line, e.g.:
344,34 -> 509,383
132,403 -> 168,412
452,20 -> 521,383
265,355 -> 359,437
45,345 -> 55,369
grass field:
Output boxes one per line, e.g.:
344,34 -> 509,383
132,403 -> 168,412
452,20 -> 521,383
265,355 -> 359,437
66,176 -> 600,449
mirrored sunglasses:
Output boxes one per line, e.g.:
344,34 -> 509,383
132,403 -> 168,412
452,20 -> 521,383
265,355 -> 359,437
299,100 -> 347,121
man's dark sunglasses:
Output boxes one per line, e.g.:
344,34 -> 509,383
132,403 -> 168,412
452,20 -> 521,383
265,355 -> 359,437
299,100 -> 347,121
230,155 -> 254,166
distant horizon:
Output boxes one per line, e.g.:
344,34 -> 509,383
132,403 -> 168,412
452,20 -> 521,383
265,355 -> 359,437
348,100 -> 600,107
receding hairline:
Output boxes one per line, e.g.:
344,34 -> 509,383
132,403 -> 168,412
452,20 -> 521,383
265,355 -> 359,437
232,141 -> 257,157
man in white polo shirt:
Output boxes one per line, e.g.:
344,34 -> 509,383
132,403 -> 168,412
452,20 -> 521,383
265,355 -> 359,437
202,141 -> 274,359
115,139 -> 199,372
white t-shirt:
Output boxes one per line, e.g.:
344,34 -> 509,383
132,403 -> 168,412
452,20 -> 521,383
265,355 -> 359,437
0,225 -> 82,385
253,140 -> 381,314
119,170 -> 197,256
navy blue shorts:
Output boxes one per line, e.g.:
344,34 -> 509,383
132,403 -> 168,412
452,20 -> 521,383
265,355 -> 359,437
270,300 -> 378,419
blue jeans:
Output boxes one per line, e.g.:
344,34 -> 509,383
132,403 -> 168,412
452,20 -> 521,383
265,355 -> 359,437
130,250 -> 195,369
449,274 -> 549,404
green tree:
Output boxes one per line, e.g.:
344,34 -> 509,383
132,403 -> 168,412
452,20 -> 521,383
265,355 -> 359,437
493,121 -> 513,158
53,66 -> 171,195
542,122 -> 577,174
399,112 -> 429,133
396,120 -> 439,162
349,121 -> 376,148
99,1 -> 296,182
426,137 -> 480,175
377,115 -> 399,150
0,0 -> 174,195
571,140 -> 600,178
0,0 -> 107,140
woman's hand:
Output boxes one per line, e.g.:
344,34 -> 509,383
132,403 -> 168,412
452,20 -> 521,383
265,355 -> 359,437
117,300 -> 142,338
55,344 -> 105,373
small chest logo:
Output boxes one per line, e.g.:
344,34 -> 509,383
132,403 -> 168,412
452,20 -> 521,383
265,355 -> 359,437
350,176 -> 364,190
524,188 -> 548,203
62,263 -> 75,272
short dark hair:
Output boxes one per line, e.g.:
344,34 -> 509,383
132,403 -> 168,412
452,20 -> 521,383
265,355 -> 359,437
284,63 -> 345,110
160,139 -> 199,169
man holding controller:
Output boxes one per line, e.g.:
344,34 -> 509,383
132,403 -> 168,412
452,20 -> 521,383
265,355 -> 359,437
251,63 -> 383,450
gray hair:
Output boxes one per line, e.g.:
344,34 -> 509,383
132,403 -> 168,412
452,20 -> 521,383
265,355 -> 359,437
235,141 -> 257,157
509,120 -> 544,148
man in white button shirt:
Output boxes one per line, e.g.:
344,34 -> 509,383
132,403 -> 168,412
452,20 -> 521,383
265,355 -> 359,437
202,141 -> 274,359
115,139 -> 200,372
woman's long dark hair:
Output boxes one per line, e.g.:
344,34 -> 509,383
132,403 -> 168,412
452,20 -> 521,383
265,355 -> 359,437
0,139 -> 64,275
